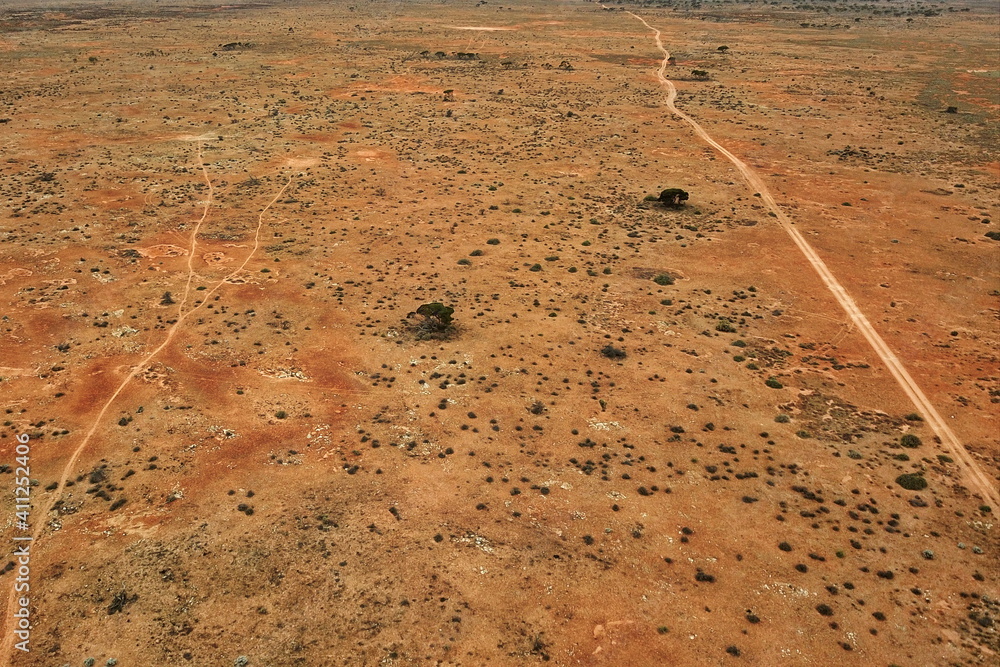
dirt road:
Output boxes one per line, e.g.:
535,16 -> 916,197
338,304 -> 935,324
0,149 -> 293,663
626,11 -> 998,510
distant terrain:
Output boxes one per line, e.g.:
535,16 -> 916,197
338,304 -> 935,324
0,0 -> 997,665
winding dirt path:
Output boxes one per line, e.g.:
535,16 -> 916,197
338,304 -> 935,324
626,11 -> 998,509
0,147 -> 293,662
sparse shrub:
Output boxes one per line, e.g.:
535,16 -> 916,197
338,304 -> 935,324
765,377 -> 783,389
657,626 -> 669,634
457,258 -> 471,265
469,249 -> 484,256
529,263 -> 542,272
900,434 -> 922,448
653,273 -> 674,286
904,413 -> 922,421
600,345 -> 627,360
275,410 -> 287,419
715,319 -> 736,333
746,613 -> 760,624
774,414 -> 790,423
726,646 -> 741,657
895,473 -> 927,491
695,570 -> 716,583
486,238 -> 500,245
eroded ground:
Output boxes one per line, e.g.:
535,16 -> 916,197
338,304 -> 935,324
0,0 -> 997,665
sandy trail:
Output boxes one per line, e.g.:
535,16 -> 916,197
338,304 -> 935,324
626,11 -> 998,510
0,149 -> 293,662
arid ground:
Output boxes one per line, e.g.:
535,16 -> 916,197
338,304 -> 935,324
0,0 -> 997,665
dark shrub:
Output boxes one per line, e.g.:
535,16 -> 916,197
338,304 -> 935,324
895,473 -> 927,491
601,345 -> 627,360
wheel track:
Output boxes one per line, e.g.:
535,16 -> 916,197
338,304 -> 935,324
626,11 -> 998,509
0,146 -> 294,661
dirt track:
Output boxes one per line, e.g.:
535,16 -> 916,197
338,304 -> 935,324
626,10 -> 999,511
0,148 -> 293,663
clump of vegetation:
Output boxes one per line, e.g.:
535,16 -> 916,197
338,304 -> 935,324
658,188 -> 689,207
774,414 -> 790,423
895,473 -> 928,491
765,377 -> 783,389
406,302 -> 456,340
600,344 -> 627,360
653,273 -> 675,286
900,434 -> 922,448
715,318 -> 736,333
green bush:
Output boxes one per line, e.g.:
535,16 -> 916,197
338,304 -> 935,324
765,377 -> 783,389
486,238 -> 500,245
900,434 -> 922,448
653,273 -> 674,286
774,414 -> 790,423
895,473 -> 927,491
